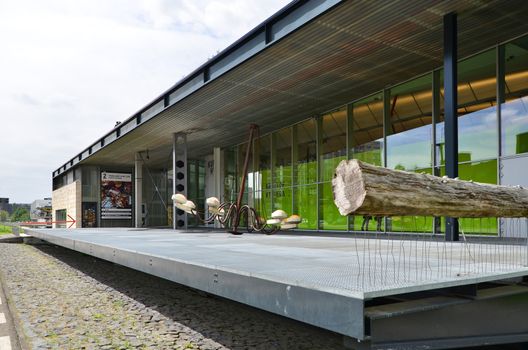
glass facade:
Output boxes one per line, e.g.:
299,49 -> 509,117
503,35 -> 528,156
293,119 -> 317,229
320,108 -> 347,230
225,33 -> 528,236
351,94 -> 384,166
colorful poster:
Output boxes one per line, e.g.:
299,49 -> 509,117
101,172 -> 132,220
82,202 -> 98,227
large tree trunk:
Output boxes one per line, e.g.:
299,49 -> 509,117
332,160 -> 528,218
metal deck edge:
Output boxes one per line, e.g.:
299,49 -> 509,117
26,229 -> 366,339
362,268 -> 528,299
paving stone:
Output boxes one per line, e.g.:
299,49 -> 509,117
0,243 -> 347,349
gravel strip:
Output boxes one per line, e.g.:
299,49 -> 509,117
0,243 -> 347,350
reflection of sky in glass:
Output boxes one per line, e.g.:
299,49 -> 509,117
387,124 -> 431,170
436,105 -> 497,162
501,96 -> 528,155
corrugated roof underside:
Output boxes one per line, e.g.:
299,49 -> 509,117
78,0 -> 528,168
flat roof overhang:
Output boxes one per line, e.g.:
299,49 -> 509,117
54,0 -> 528,174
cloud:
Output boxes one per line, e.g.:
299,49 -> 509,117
0,0 -> 290,202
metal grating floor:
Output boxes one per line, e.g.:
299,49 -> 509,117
27,228 -> 528,300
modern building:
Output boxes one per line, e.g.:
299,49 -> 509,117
0,198 -> 9,214
51,1 -> 528,238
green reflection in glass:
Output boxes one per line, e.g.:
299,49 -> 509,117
273,128 -> 292,188
321,108 -> 347,182
351,93 -> 383,166
236,143 -> 250,206
273,187 -> 292,216
438,160 -> 498,235
319,182 -> 347,230
389,167 -> 433,233
294,119 -> 317,185
350,215 -> 384,232
294,185 -> 317,229
388,216 -> 433,233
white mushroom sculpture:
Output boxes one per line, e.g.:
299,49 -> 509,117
172,193 -> 196,214
206,196 -> 223,215
267,209 -> 301,230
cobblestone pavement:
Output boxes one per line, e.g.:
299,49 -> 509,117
0,277 -> 21,350
0,243 -> 348,350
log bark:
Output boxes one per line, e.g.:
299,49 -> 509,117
332,159 -> 528,218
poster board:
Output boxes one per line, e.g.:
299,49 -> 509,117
101,172 -> 132,220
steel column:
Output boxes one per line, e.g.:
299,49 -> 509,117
383,89 -> 391,233
316,117 -> 323,231
346,103 -> 354,231
134,153 -> 143,228
432,70 -> 442,234
173,133 -> 188,230
444,12 -> 459,241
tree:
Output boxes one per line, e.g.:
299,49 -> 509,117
10,208 -> 30,222
0,210 -> 9,222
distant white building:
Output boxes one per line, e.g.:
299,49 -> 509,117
30,198 -> 52,221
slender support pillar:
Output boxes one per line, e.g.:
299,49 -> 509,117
444,12 -> 459,241
213,147 -> 224,228
173,133 -> 188,230
213,147 -> 224,200
135,153 -> 143,228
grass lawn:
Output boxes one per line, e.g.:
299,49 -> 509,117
0,224 -> 12,235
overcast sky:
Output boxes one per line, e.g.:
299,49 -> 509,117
0,0 -> 290,203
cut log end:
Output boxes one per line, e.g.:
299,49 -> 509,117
332,160 -> 366,216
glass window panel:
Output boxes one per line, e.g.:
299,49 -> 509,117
319,182 -> 347,230
294,119 -> 317,185
437,49 -> 497,163
223,147 -> 237,202
387,216 -> 433,233
458,160 -> 498,235
255,135 -> 271,192
352,93 -> 383,166
321,107 -> 347,182
236,143 -> 252,205
273,128 -> 292,188
198,161 -> 205,199
188,162 -> 197,199
387,74 -> 432,171
254,190 -> 272,219
294,185 -> 317,229
434,163 -> 496,235
503,35 -> 528,156
273,187 -> 292,216
350,215 -> 384,232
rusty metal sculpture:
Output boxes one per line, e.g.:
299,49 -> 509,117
172,124 -> 301,235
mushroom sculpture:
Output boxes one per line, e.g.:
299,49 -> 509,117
171,193 -> 301,234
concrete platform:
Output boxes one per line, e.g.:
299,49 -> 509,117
24,228 -> 528,343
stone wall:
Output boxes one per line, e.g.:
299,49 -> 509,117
51,181 -> 81,228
